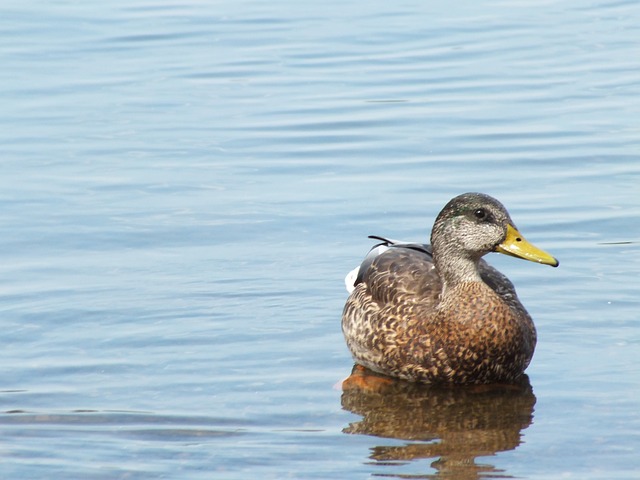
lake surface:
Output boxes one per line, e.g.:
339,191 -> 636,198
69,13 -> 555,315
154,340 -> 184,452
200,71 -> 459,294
1,0 -> 639,478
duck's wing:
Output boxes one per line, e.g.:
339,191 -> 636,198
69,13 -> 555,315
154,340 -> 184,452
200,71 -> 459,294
346,236 -> 441,307
345,236 -> 432,289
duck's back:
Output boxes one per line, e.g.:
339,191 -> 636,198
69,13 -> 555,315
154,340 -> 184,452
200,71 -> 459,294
362,246 -> 441,308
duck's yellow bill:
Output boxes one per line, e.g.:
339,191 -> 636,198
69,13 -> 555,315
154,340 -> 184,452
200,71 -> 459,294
495,224 -> 559,267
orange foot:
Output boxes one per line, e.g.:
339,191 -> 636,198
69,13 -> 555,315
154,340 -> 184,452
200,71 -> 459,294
341,364 -> 395,392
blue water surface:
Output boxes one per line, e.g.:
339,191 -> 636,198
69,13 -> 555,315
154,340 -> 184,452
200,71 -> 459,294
1,0 -> 639,478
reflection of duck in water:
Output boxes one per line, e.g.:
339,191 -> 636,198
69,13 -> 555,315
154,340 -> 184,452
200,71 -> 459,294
341,366 -> 536,479
343,193 -> 558,384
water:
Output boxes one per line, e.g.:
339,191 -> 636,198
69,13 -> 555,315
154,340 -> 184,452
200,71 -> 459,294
1,0 -> 639,478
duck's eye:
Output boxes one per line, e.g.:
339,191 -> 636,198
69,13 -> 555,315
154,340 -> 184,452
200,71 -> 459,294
474,208 -> 487,220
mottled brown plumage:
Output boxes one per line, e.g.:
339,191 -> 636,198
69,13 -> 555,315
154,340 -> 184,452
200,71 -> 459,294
342,193 -> 558,384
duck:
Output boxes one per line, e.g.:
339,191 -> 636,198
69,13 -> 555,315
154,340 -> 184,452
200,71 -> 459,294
342,192 -> 558,385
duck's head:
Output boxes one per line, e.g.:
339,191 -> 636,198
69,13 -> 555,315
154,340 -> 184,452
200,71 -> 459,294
431,193 -> 559,271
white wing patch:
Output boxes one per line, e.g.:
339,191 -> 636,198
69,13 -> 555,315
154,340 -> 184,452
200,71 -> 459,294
344,266 -> 360,293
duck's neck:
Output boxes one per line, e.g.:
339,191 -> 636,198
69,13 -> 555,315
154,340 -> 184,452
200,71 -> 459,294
437,255 -> 484,296
431,237 -> 484,298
